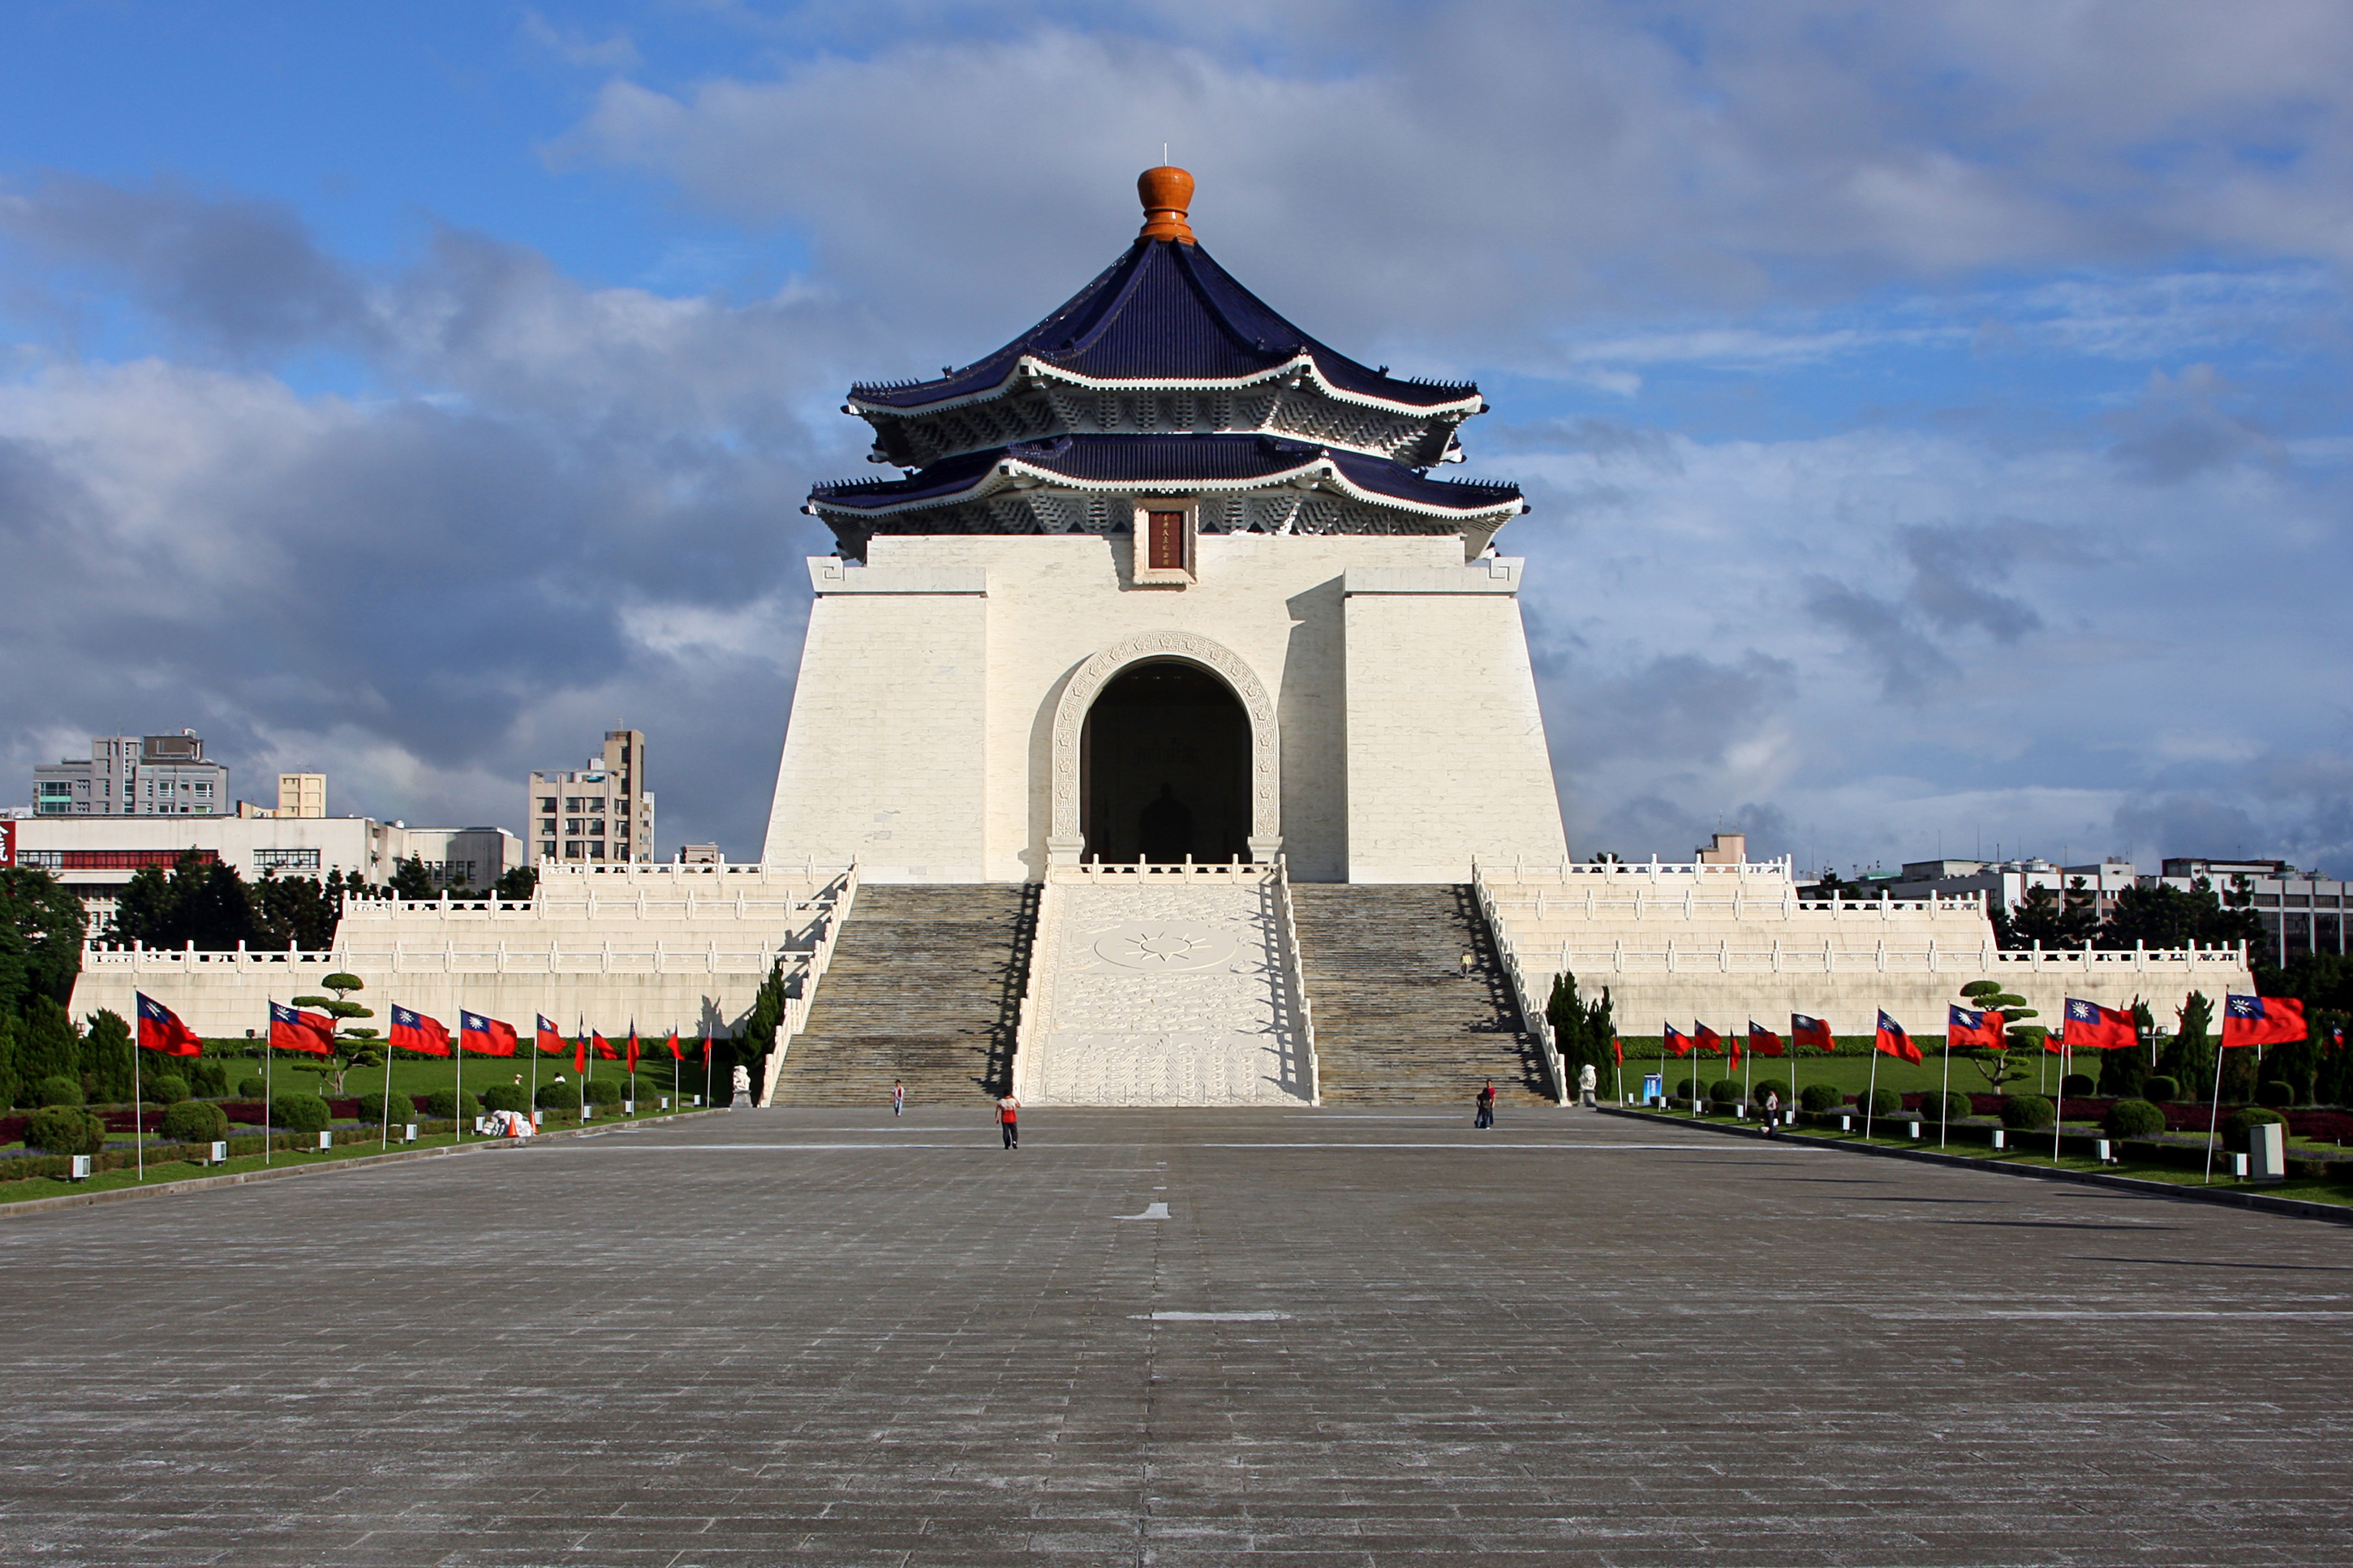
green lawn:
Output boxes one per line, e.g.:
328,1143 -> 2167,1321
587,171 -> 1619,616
214,1053 -> 715,1108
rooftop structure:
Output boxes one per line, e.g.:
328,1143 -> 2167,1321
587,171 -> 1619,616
34,731 -> 228,818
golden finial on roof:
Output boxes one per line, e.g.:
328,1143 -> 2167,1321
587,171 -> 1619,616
1137,166 -> 1196,243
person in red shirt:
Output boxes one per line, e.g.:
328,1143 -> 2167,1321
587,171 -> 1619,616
1474,1079 -> 1496,1129
997,1093 -> 1020,1149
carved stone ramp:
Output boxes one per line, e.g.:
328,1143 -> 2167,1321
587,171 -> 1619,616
1013,867 -> 1312,1106
769,884 -> 1036,1106
1290,883 -> 1551,1106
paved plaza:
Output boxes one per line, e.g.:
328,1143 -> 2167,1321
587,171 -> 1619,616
2,1107 -> 2350,1566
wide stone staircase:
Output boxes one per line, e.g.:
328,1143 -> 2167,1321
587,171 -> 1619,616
1291,884 -> 1554,1106
769,884 -> 1038,1106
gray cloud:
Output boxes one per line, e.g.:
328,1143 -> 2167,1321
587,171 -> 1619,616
2106,363 -> 2283,483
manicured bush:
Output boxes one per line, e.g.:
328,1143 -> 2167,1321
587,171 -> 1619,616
187,1059 -> 230,1098
1920,1089 -> 1972,1124
1672,1076 -> 1698,1101
2256,1080 -> 2295,1109
160,1099 -> 230,1143
2145,1075 -> 2180,1104
1849,1086 -> 1897,1118
2222,1106 -> 2286,1152
2059,1072 -> 2095,1099
2104,1098 -> 2166,1139
533,1082 -> 575,1110
1799,1084 -> 1844,1113
145,1074 -> 191,1106
356,1092 -> 415,1124
1750,1078 -> 1791,1107
422,1089 -> 480,1120
35,1074 -> 84,1107
269,1093 -> 331,1136
2001,1094 -> 2056,1130
1708,1078 -> 1740,1106
582,1079 -> 624,1106
236,1076 -> 266,1098
24,1106 -> 105,1155
480,1085 -> 529,1113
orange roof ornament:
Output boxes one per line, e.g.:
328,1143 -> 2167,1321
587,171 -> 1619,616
1137,165 -> 1196,244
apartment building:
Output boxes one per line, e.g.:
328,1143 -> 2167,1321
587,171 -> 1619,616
33,732 -> 229,817
528,729 -> 655,866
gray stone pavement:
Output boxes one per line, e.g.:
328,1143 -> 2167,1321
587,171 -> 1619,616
2,1106 -> 2350,1566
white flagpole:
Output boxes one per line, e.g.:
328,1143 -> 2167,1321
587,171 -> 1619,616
1866,1040 -> 1880,1140
530,1021 -> 540,1132
1940,1019 -> 1954,1149
132,1029 -> 144,1182
454,1017 -> 465,1145
2203,1036 -> 2229,1184
263,1008 -> 274,1167
2052,1035 -> 2067,1162
579,1015 -> 588,1123
381,1029 -> 394,1149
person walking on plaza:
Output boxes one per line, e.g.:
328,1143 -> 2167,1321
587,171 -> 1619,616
1578,1061 -> 1598,1108
1762,1088 -> 1781,1139
997,1092 -> 1021,1149
892,1080 -> 905,1117
1474,1079 -> 1496,1129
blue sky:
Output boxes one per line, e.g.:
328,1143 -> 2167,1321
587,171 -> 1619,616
3,2 -> 2350,875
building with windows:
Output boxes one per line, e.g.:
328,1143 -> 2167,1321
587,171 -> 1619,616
33,731 -> 229,817
529,729 -> 655,865
2155,858 -> 2347,965
1882,857 -> 2140,918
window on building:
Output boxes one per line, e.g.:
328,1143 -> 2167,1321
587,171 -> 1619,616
256,848 -> 322,871
539,818 -> 556,834
564,840 -> 583,858
539,797 -> 557,812
590,841 -> 607,861
540,840 -> 556,859
590,820 -> 605,837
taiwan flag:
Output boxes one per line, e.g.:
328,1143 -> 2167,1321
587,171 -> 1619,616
268,999 -> 334,1056
1663,1023 -> 1693,1058
1874,1010 -> 1923,1065
574,1033 -> 587,1075
458,1011 -> 519,1056
135,992 -> 204,1056
2329,1022 -> 2347,1051
1612,1035 -> 1624,1066
1792,1013 -> 1836,1054
702,1036 -> 713,1068
2222,994 -> 2307,1048
1694,1023 -> 1723,1057
1948,1005 -> 2005,1050
665,1029 -> 683,1062
1747,1021 -> 1786,1058
2062,998 -> 2137,1050
536,1015 -> 566,1055
389,1005 -> 451,1057
626,1026 -> 640,1072
592,1031 -> 617,1061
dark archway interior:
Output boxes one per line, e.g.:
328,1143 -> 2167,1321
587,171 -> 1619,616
1081,660 -> 1250,864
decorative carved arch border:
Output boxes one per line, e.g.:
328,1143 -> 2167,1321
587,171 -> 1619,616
1047,631 -> 1281,865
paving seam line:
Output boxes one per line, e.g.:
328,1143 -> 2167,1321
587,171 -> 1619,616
1597,1106 -> 2353,1228
0,1109 -> 733,1221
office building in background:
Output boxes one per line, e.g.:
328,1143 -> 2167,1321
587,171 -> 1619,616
529,729 -> 655,865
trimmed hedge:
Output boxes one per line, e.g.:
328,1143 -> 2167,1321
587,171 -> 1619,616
533,1083 -> 576,1110
582,1079 -> 624,1106
159,1099 -> 230,1143
1919,1089 -> 1972,1125
35,1075 -> 84,1107
235,1076 -> 266,1098
2256,1080 -> 2295,1109
480,1085 -> 530,1114
422,1089 -> 480,1120
1708,1079 -> 1740,1106
2103,1098 -> 2166,1139
2001,1094 -> 2056,1130
2222,1106 -> 2286,1152
269,1093 -> 332,1136
1750,1077 -> 1791,1107
145,1075 -> 191,1106
1799,1084 -> 1844,1113
1672,1077 -> 1699,1102
2059,1073 -> 2095,1099
2145,1075 -> 2180,1103
356,1092 -> 416,1125
25,1106 -> 106,1154
1857,1087 -> 1901,1118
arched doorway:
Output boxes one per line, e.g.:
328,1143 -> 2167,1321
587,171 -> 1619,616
1081,660 -> 1251,863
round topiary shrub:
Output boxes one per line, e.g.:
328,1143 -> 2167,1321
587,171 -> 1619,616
533,1082 -> 574,1110
356,1092 -> 415,1124
1671,1076 -> 1698,1102
2222,1106 -> 2286,1152
144,1074 -> 191,1106
160,1099 -> 230,1144
2256,1080 -> 2295,1109
269,1093 -> 331,1136
187,1059 -> 230,1098
1799,1084 -> 1844,1113
422,1089 -> 480,1120
235,1076 -> 266,1098
582,1079 -> 624,1106
2144,1075 -> 2180,1104
1856,1086 -> 1902,1118
1708,1078 -> 1740,1106
1920,1089 -> 1972,1124
25,1106 -> 105,1155
1750,1077 -> 1791,1107
2001,1094 -> 2056,1130
2060,1072 -> 2096,1099
2104,1098 -> 2166,1139
35,1074 -> 85,1107
479,1085 -> 528,1113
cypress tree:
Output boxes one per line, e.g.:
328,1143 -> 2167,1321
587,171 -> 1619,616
2162,992 -> 2217,1101
15,997 -> 80,1101
1546,969 -> 1589,1087
0,1008 -> 19,1110
83,1010 -> 134,1104
1586,985 -> 1617,1095
2098,1000 -> 2152,1098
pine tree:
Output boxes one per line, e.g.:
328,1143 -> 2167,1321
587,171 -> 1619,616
1586,985 -> 1617,1096
15,997 -> 80,1101
2161,991 -> 2217,1100
0,1008 -> 19,1110
2097,999 -> 2152,1098
83,1010 -> 134,1104
1546,970 -> 1590,1091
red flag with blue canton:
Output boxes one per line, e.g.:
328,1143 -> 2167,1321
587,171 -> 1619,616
592,1031 -> 617,1061
1663,1022 -> 1692,1058
1948,1005 -> 2004,1050
2222,994 -> 2305,1048
536,1015 -> 566,1055
665,1029 -> 682,1062
389,1004 -> 451,1057
574,1033 -> 587,1075
626,1026 -> 639,1072
268,999 -> 334,1055
2062,998 -> 2136,1050
1874,1010 -> 1923,1065
1747,1021 -> 1785,1058
458,1011 -> 518,1056
1791,1013 -> 1835,1053
1694,1023 -> 1723,1056
135,992 -> 204,1056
